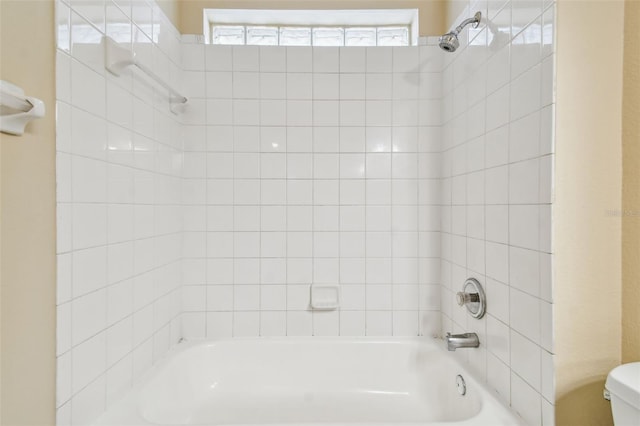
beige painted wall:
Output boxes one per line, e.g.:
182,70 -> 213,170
554,1 -> 624,425
0,0 -> 57,424
157,0 -> 181,29
622,0 -> 640,364
443,0 -> 464,29
176,0 -> 447,36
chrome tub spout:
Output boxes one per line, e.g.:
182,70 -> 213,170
445,332 -> 480,351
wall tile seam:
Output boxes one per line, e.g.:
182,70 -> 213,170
61,251 -> 181,274
203,44 -> 219,337
60,277 -> 179,308
190,308 -> 426,312
439,90 -> 552,136
189,122 -> 432,128
56,230 -> 185,249
57,1 -> 184,422
438,162 -> 554,181
184,255 -> 432,260
55,115 -> 184,157
509,11 -> 549,46
182,281 -> 431,286
509,49 -> 556,86
56,289 -> 182,351
509,364 -> 549,399
183,149 -> 440,155
442,1 -> 552,414
64,2 -> 183,67
198,50 -> 440,338
183,150 -> 442,155
180,203 -> 435,207
192,97 -> 441,102
450,2 -> 552,51
56,313 -> 180,379
61,75 -> 183,131
439,50 -> 552,99
196,70 -> 433,76
62,50 -> 182,108
56,273 -> 182,318
440,202 -> 551,211
181,202 -> 441,207
254,47 -> 267,331
58,321 -> 178,407
53,161 -> 183,183
59,328 -> 171,399
443,296 -> 549,376
481,308 -> 552,351
195,70 -> 443,75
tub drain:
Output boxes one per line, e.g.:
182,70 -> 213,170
456,374 -> 466,396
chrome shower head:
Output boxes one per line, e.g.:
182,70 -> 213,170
439,32 -> 459,52
439,11 -> 482,53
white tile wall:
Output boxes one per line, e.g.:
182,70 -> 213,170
180,43 -> 443,339
439,1 -> 555,426
56,1 -> 557,424
55,0 -> 183,424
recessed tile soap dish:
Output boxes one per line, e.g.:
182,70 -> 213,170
310,284 -> 340,310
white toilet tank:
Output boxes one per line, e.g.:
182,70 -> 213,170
606,362 -> 640,426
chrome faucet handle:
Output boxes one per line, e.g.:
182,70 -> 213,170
457,278 -> 486,319
456,291 -> 480,306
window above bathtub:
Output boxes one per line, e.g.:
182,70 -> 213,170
204,9 -> 419,46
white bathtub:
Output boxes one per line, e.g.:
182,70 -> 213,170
94,338 -> 525,426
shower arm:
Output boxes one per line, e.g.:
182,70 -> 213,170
453,12 -> 482,35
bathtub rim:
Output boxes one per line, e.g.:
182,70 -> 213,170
93,336 -> 526,426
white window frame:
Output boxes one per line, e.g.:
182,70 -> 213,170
204,9 -> 419,46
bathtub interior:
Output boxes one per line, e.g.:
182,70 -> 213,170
137,340 -> 482,425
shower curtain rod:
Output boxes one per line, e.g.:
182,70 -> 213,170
103,36 -> 188,113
